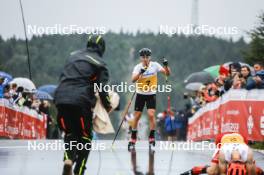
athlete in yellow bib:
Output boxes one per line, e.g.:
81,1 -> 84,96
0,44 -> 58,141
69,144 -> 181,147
128,48 -> 170,150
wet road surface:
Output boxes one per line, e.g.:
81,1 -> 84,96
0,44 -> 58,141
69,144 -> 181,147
0,140 -> 263,175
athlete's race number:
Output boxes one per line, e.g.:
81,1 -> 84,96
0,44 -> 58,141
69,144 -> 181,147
145,80 -> 151,86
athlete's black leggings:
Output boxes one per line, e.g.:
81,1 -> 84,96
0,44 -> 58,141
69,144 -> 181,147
57,104 -> 93,175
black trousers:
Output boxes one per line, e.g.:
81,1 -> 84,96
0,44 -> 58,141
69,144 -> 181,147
57,104 -> 93,175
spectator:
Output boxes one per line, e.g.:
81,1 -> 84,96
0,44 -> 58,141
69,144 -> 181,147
253,62 -> 264,73
39,100 -> 52,139
203,83 -> 219,102
13,86 -> 24,104
217,65 -> 230,95
254,70 -> 264,89
215,78 -> 225,96
176,110 -> 185,140
3,84 -> 11,99
241,65 -> 251,81
246,63 -> 264,90
195,85 -> 206,107
164,109 -> 184,141
31,98 -> 41,111
182,104 -> 192,141
240,65 -> 252,89
232,75 -> 244,89
164,109 -> 177,141
224,62 -> 241,91
156,110 -> 167,140
230,62 -> 242,75
0,77 -> 5,98
21,93 -> 33,108
9,83 -> 17,97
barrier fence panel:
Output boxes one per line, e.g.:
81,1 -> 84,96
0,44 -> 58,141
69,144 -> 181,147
0,98 -> 46,139
188,89 -> 264,142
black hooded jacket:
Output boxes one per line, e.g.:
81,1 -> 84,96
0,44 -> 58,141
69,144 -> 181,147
54,48 -> 111,109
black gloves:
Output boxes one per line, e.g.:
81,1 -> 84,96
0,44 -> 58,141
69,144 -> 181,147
163,59 -> 168,67
140,66 -> 148,74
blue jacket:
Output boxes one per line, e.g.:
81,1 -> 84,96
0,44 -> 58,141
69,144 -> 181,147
246,71 -> 264,90
0,85 -> 4,98
165,116 -> 183,132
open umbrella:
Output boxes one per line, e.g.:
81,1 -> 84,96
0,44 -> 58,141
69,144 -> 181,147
10,77 -> 36,93
184,71 -> 214,84
0,71 -> 13,85
38,84 -> 57,97
36,90 -> 53,100
203,65 -> 220,78
185,82 -> 204,91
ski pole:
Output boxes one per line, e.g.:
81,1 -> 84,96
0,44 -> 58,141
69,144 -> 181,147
111,91 -> 136,147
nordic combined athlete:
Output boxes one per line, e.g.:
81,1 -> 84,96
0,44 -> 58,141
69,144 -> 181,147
128,48 -> 171,150
181,132 -> 264,175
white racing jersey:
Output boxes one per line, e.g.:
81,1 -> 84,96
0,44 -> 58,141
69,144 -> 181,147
221,143 -> 249,163
219,133 -> 249,163
132,61 -> 163,95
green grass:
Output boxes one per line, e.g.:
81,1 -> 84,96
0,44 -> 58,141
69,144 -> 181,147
249,141 -> 264,150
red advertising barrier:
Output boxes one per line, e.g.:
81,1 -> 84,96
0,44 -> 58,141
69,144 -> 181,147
188,89 -> 264,142
0,98 -> 46,139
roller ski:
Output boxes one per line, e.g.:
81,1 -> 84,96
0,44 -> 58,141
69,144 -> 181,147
128,139 -> 136,151
148,137 -> 155,151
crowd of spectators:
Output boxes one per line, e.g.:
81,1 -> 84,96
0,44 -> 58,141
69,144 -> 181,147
186,62 -> 264,113
0,81 -> 50,113
0,78 -> 54,138
156,62 -> 264,141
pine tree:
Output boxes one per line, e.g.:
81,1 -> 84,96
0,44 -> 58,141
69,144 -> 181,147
244,12 -> 264,64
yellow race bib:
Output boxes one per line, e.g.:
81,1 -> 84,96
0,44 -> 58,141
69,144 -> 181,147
136,75 -> 157,92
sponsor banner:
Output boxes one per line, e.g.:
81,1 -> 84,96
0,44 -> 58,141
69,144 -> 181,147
0,99 -> 46,139
188,90 -> 264,142
0,104 -> 6,136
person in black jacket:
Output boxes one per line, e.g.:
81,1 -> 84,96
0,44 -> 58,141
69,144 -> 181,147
54,35 -> 111,175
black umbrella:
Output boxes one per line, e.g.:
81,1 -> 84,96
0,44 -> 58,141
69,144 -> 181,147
184,71 -> 214,84
185,82 -> 204,91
